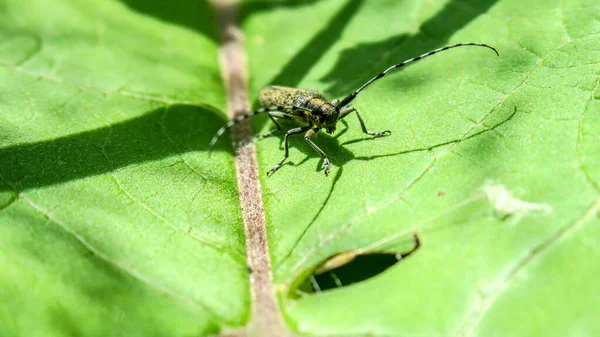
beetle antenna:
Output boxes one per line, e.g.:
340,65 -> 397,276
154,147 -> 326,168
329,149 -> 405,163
335,43 -> 498,108
208,105 -> 311,157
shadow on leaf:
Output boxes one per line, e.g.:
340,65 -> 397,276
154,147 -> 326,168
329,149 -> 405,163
265,0 -> 366,89
118,0 -> 328,43
322,0 -> 500,98
0,105 -> 226,192
118,0 -> 220,41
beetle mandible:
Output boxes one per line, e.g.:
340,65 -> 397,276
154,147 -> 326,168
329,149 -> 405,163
209,43 -> 499,176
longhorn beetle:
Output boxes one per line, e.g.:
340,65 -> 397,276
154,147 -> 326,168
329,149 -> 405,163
209,43 -> 498,176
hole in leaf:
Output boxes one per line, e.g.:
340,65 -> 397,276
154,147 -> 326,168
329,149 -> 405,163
292,233 -> 420,295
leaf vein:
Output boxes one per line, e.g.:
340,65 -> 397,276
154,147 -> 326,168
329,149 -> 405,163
160,106 -> 210,182
105,170 -> 245,262
576,74 -> 600,194
97,124 -> 245,262
19,194 -> 223,319
0,63 -> 204,106
456,198 -> 600,337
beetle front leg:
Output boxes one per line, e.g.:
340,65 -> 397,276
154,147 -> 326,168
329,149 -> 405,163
304,128 -> 331,176
339,106 -> 391,137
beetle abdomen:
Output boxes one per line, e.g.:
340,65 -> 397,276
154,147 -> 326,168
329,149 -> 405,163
259,85 -> 327,108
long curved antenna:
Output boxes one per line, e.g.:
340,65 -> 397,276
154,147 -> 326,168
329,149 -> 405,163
335,43 -> 499,109
208,105 -> 311,156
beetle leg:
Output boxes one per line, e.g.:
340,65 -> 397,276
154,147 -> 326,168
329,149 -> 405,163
339,106 -> 391,137
267,126 -> 310,176
209,105 -> 311,156
304,128 -> 330,176
257,111 -> 294,139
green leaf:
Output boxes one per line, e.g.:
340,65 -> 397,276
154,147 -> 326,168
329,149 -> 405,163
1,0 -> 599,336
0,1 -> 246,336
245,0 -> 600,335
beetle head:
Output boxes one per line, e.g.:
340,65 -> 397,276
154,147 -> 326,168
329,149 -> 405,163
322,104 -> 339,134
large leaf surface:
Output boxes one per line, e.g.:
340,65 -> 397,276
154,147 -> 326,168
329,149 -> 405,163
0,1 -> 246,336
245,0 -> 600,336
1,0 -> 599,336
